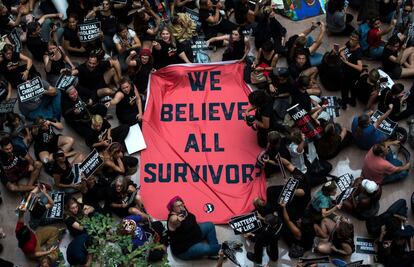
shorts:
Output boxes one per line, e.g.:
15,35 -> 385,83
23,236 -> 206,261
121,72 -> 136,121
34,135 -> 60,157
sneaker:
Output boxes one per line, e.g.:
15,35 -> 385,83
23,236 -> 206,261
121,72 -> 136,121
246,252 -> 262,264
224,240 -> 243,252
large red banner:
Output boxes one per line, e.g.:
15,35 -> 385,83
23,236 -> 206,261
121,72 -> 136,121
140,62 -> 266,224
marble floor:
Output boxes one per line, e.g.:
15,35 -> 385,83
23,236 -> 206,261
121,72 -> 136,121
1,6 -> 414,267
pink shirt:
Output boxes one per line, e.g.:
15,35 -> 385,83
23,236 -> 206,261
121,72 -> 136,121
362,148 -> 398,184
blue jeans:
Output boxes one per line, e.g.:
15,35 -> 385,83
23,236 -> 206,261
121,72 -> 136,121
176,222 -> 220,260
383,152 -> 409,184
368,46 -> 384,59
21,91 -> 62,121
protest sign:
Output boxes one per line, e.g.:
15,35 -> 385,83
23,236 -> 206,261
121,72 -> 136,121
335,173 -> 354,192
222,243 -> 241,266
371,110 -> 397,135
125,124 -> 146,154
79,149 -> 104,178
278,178 -> 299,204
140,62 -> 266,223
8,28 -> 22,52
229,212 -> 262,235
0,98 -> 17,113
79,20 -> 101,42
299,256 -> 330,266
46,192 -> 65,219
184,7 -> 202,32
287,103 -> 323,140
17,77 -> 44,102
336,187 -> 355,203
346,260 -> 364,267
191,38 -> 209,57
355,237 -> 376,254
321,96 -> 340,118
55,74 -> 77,91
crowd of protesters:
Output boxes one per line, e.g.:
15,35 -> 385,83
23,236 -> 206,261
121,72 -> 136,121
0,0 -> 414,266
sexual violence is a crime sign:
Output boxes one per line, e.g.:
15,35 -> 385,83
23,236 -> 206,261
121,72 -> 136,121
140,62 -> 267,223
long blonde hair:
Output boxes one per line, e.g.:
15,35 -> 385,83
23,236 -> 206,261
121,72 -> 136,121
170,13 -> 197,42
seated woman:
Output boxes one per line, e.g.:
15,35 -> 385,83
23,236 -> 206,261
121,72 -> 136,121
206,27 -> 250,61
44,41 -> 76,85
167,196 -> 220,260
258,131 -> 291,178
113,24 -> 142,72
62,14 -> 87,56
377,232 -> 414,267
316,217 -> 355,256
152,27 -> 191,70
382,35 -> 414,79
15,208 -> 61,262
51,149 -> 85,194
280,203 -> 315,258
352,110 -> 390,150
342,178 -> 382,220
32,117 -> 74,165
250,40 -> 279,85
318,51 -> 343,92
378,83 -> 414,121
105,176 -> 147,219
101,142 -> 138,181
108,77 -> 143,126
308,181 -> 341,237
126,49 -> 154,102
353,68 -> 381,110
314,121 -> 352,160
64,198 -> 94,237
27,185 -> 61,230
85,114 -> 129,152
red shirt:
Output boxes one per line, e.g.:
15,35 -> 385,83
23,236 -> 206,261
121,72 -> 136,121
362,148 -> 398,184
15,222 -> 37,255
367,28 -> 382,48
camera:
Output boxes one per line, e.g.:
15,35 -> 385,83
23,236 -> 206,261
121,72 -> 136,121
245,115 -> 256,126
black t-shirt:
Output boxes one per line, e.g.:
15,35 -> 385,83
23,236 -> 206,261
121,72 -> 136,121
288,60 -> 310,80
342,42 -> 363,81
199,8 -> 222,30
0,145 -> 28,183
95,11 -> 117,36
65,214 -> 86,237
52,158 -> 74,185
85,119 -> 111,148
63,27 -> 82,49
76,60 -> 111,91
33,123 -> 57,148
382,47 -> 401,77
153,40 -> 181,69
254,14 -> 286,50
132,63 -> 152,94
116,88 -> 138,118
291,88 -> 312,112
0,13 -> 13,35
286,35 -> 311,64
255,102 -> 273,131
61,94 -> 91,123
26,35 -> 48,62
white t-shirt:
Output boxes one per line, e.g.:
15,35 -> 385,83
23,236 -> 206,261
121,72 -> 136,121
288,142 -> 307,174
113,29 -> 137,47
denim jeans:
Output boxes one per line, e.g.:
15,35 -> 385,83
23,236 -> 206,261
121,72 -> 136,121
305,36 -> 323,66
176,222 -> 220,260
368,46 -> 384,59
382,152 -> 409,184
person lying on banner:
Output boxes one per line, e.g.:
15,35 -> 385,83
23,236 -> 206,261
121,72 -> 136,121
166,196 -> 221,260
245,90 -> 289,148
341,178 -> 382,220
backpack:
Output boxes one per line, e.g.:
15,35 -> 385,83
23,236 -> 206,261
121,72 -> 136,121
358,23 -> 371,53
195,50 -> 210,63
